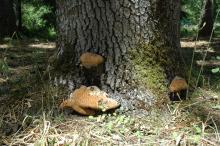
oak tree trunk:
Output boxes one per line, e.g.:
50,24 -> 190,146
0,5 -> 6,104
55,0 -> 183,109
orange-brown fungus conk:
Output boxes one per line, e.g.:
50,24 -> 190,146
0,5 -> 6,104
60,85 -> 120,115
169,76 -> 188,101
80,52 -> 104,69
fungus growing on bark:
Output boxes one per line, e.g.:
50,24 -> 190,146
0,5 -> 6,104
169,76 -> 188,101
60,85 -> 120,115
79,52 -> 104,86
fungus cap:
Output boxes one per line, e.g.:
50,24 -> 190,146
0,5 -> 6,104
80,52 -> 104,68
169,76 -> 188,92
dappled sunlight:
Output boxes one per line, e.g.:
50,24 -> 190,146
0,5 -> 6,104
28,42 -> 56,50
0,41 -> 56,50
0,44 -> 10,49
181,40 -> 210,48
181,38 -> 220,49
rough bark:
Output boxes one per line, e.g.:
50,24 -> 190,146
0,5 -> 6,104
198,0 -> 214,37
55,0 -> 182,109
0,0 -> 17,37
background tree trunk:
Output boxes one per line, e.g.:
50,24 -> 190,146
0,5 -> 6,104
0,0 -> 17,37
13,0 -> 22,32
198,0 -> 214,38
55,0 -> 182,108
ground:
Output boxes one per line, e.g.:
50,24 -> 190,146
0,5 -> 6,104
0,38 -> 220,145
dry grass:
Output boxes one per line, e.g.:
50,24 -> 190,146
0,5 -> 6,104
1,89 -> 220,146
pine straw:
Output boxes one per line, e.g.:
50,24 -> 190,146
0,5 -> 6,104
1,102 -> 219,146
2,113 -> 166,145
6,117 -> 95,145
0,77 -> 220,146
1,82 -> 220,145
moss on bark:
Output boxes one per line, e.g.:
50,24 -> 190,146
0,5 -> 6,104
128,42 -> 177,96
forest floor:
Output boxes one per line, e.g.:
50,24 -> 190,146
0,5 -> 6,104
0,38 -> 220,145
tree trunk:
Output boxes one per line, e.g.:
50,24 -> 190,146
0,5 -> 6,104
55,0 -> 183,109
13,0 -> 22,32
198,0 -> 214,38
0,0 -> 17,37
